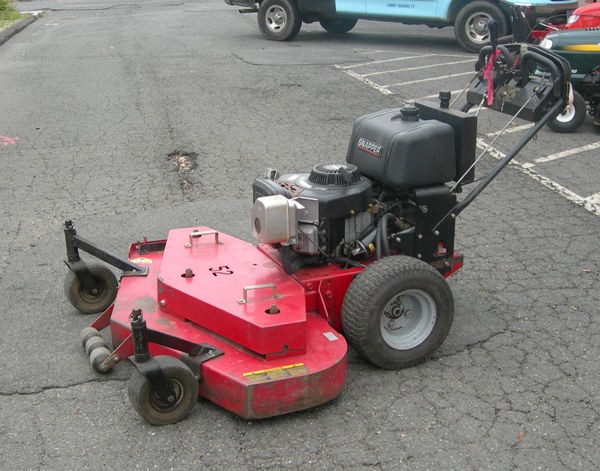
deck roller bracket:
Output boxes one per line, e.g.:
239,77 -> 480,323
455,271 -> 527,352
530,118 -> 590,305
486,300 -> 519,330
64,220 -> 148,277
238,283 -> 282,304
128,309 -> 223,399
184,229 -> 223,248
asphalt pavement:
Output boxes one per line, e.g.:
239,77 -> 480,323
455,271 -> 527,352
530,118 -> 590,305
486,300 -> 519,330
1,1 -> 599,469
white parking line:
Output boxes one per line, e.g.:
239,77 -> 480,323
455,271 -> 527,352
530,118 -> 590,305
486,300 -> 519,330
485,123 -> 534,137
362,59 -> 476,77
476,140 -> 600,217
588,193 -> 600,205
354,49 -> 401,54
342,70 -> 394,95
533,141 -> 600,164
336,54 -> 434,70
388,71 -> 474,87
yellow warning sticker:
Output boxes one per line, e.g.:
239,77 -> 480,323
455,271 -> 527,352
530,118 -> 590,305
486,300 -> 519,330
129,257 -> 153,264
243,363 -> 309,383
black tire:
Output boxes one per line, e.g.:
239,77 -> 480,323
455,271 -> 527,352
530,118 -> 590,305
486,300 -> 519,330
319,17 -> 358,34
342,256 -> 454,369
455,1 -> 508,53
128,356 -> 199,426
547,90 -> 587,133
64,263 -> 118,314
258,0 -> 301,41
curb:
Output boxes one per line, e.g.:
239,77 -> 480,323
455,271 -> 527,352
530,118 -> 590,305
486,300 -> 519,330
0,14 -> 37,47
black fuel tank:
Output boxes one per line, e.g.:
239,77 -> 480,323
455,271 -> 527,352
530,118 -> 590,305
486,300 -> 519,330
346,106 -> 456,190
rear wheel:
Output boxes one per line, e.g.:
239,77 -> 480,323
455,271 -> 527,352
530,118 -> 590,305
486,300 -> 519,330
258,0 -> 301,41
128,356 -> 199,426
319,17 -> 358,34
455,1 -> 508,52
547,90 -> 587,133
342,256 -> 454,369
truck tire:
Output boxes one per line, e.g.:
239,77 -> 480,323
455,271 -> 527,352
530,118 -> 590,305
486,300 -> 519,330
342,256 -> 454,369
319,18 -> 358,34
455,1 -> 508,52
258,0 -> 302,41
547,90 -> 587,133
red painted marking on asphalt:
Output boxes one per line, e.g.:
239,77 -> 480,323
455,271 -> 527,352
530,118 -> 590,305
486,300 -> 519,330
0,136 -> 19,146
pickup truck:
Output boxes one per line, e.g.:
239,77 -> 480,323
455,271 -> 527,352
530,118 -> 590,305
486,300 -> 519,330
224,0 -> 579,52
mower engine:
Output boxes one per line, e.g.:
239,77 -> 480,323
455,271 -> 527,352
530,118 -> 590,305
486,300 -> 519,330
252,102 -> 477,275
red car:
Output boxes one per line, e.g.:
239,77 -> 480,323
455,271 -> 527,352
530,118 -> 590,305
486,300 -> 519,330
565,1 -> 600,29
530,1 -> 600,40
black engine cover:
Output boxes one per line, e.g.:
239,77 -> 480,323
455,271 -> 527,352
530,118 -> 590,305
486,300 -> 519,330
253,164 -> 372,255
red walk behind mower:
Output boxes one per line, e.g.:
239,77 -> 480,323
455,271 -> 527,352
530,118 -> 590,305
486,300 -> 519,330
63,42 -> 570,425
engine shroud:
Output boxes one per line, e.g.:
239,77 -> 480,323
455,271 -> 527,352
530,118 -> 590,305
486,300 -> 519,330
253,163 -> 372,255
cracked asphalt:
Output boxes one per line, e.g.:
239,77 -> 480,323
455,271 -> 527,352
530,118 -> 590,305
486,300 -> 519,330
1,1 -> 598,469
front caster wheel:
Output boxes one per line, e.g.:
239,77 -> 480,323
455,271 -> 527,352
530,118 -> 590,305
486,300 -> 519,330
64,263 -> 118,314
342,256 -> 454,369
128,356 -> 199,426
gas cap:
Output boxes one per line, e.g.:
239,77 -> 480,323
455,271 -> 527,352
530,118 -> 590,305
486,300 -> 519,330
400,105 -> 419,122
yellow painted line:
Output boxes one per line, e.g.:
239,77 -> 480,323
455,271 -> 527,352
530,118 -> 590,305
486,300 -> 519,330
243,363 -> 309,383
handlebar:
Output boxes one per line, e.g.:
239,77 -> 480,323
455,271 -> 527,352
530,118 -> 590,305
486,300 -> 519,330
468,43 -> 570,122
519,49 -> 564,98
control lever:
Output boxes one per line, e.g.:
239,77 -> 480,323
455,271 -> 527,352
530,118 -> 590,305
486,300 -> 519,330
488,19 -> 499,50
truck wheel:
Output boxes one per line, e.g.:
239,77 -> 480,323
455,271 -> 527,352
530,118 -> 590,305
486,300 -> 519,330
547,90 -> 587,133
128,356 -> 199,426
258,0 -> 301,41
342,256 -> 454,369
455,1 -> 507,52
319,18 -> 358,34
64,263 -> 118,314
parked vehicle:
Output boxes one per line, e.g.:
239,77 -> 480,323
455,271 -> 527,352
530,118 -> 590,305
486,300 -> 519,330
501,0 -> 600,132
224,0 -> 577,52
564,1 -> 600,29
540,29 -> 600,132
516,1 -> 600,43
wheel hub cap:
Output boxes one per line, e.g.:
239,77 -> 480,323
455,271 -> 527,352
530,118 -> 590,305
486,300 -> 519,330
266,6 -> 287,33
467,14 -> 492,43
556,104 -> 576,123
380,289 -> 437,350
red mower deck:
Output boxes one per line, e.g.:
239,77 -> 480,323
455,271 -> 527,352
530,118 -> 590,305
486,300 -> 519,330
93,227 -> 347,419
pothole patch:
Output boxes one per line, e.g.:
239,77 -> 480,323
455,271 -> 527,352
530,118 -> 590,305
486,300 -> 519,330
167,150 -> 198,191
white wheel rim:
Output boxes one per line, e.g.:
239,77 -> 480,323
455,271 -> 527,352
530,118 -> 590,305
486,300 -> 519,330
266,6 -> 287,33
380,289 -> 437,350
555,104 -> 576,123
465,12 -> 493,45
